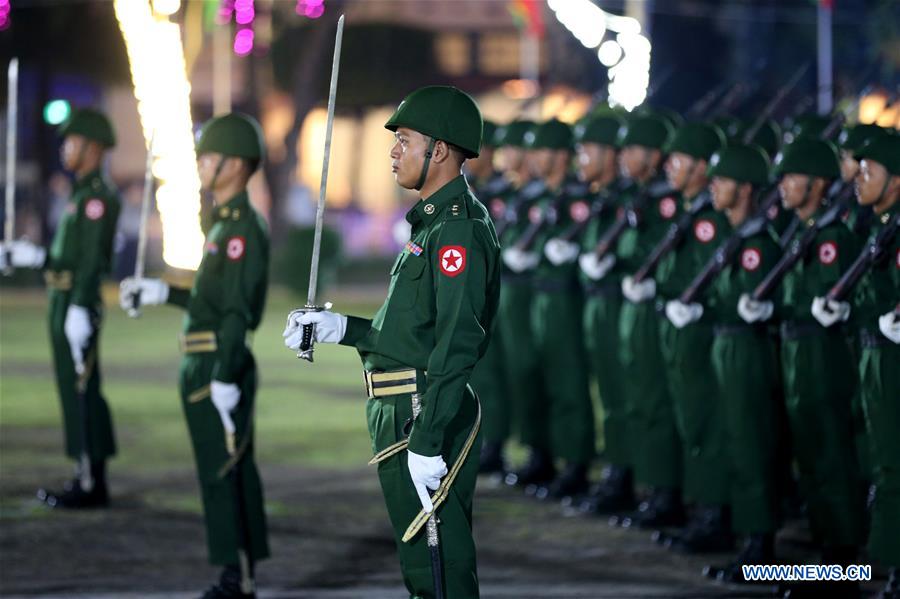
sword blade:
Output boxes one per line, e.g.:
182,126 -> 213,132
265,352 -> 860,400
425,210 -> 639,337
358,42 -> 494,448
134,134 -> 155,281
307,14 -> 345,307
5,58 -> 18,245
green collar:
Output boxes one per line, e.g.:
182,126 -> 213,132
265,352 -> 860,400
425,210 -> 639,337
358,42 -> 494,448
74,169 -> 102,192
215,190 -> 250,222
406,175 -> 468,226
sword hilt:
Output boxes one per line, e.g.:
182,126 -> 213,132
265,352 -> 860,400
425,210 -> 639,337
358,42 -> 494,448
127,288 -> 142,319
297,303 -> 324,362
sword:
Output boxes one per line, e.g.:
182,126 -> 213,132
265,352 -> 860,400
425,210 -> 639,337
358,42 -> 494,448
128,134 -> 155,318
298,14 -> 344,362
3,58 -> 18,275
411,392 -> 444,599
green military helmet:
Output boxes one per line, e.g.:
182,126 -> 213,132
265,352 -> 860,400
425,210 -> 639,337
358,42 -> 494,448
574,113 -> 625,147
707,143 -> 771,186
855,135 -> 900,177
839,123 -> 891,155
787,113 -> 831,142
738,119 -> 781,159
58,108 -> 116,148
774,137 -> 840,179
525,118 -> 574,150
482,120 -> 498,149
713,115 -> 742,141
665,121 -> 726,160
649,107 -> 685,131
196,112 -> 265,168
384,85 -> 483,158
495,119 -> 536,148
618,115 -> 673,150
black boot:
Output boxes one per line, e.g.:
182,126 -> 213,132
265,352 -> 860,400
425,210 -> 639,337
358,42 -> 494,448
200,565 -> 255,599
543,463 -> 589,501
665,504 -> 734,554
579,466 -> 636,515
703,533 -> 774,584
37,461 -> 109,509
478,441 -> 506,475
504,449 -> 555,488
613,487 -> 685,529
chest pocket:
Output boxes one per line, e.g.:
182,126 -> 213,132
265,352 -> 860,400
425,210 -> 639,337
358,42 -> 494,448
390,253 -> 428,309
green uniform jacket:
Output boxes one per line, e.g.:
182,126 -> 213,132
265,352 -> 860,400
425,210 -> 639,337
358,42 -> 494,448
340,176 -> 502,457
578,179 -> 628,287
531,178 -> 592,287
614,178 -> 680,276
853,208 -> 899,329
48,169 -> 121,306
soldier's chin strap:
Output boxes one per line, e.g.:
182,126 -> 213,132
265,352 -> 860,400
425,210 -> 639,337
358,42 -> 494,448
210,156 -> 227,202
415,137 -> 437,191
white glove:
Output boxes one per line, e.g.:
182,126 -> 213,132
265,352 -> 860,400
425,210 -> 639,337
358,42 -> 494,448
878,311 -> 900,344
7,239 -> 46,269
118,277 -> 169,311
64,305 -> 92,375
578,253 -> 615,281
210,380 -> 241,435
283,309 -> 347,349
407,450 -> 448,513
544,238 -> 580,266
737,293 -> 774,324
502,247 -> 540,273
665,300 -> 703,329
621,275 -> 656,303
811,296 -> 851,328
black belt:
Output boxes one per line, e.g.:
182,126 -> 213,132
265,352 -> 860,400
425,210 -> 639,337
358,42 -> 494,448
532,279 -> 580,293
714,323 -> 766,337
780,320 -> 834,340
501,273 -> 532,286
582,279 -> 619,297
860,329 -> 893,349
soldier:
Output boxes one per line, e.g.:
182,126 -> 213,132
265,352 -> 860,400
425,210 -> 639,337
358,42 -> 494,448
605,115 -> 685,528
503,118 -> 595,499
838,124 -> 891,237
667,144 -> 782,582
813,134 -> 900,599
4,108 -> 121,508
120,113 -> 271,598
571,113 -> 637,514
284,86 -> 499,599
638,122 -> 732,552
464,120 -> 511,474
738,137 -> 866,570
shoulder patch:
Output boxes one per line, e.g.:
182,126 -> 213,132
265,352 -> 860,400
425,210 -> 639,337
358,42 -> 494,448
817,240 -> 838,265
659,196 -> 677,220
205,241 -> 219,255
439,245 -> 466,277
85,198 -> 105,220
693,219 -> 716,243
741,247 -> 762,272
569,200 -> 591,223
226,236 -> 246,261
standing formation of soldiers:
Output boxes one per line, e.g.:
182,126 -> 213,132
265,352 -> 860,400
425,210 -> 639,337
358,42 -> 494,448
470,99 -> 899,598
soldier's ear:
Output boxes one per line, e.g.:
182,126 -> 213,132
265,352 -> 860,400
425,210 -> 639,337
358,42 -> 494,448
887,174 -> 900,198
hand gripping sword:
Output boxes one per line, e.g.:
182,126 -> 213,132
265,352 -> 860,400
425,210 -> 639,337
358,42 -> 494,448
298,14 -> 344,362
3,58 -> 18,276
128,134 -> 155,318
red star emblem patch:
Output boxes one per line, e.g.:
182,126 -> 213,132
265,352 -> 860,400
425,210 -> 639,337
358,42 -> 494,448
226,236 -> 246,261
817,241 -> 838,266
694,219 -> 716,243
741,247 -> 761,271
569,200 -> 591,223
439,245 -> 466,277
85,198 -> 105,220
659,196 -> 677,219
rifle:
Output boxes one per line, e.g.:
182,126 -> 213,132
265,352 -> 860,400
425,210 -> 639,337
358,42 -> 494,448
685,80 -> 731,121
494,178 -> 545,240
555,180 -> 620,243
678,185 -> 780,304
632,193 -> 712,284
750,181 -> 856,301
512,182 -> 576,253
825,213 -> 900,302
742,63 -> 810,144
591,180 -> 674,261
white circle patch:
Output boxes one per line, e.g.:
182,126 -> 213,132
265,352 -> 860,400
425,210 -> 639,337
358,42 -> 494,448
226,236 -> 246,261
818,241 -> 838,266
85,198 -> 105,220
694,219 -> 716,243
569,200 -> 591,223
659,197 -> 677,219
741,247 -> 761,271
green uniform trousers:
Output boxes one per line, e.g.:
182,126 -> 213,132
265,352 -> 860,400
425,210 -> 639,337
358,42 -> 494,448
367,386 -> 481,599
781,328 -> 865,548
48,289 -> 116,462
582,287 -> 629,466
497,278 -> 546,451
860,341 -> 900,567
712,329 -> 779,535
660,319 -> 729,505
468,321 -> 509,445
179,351 -> 270,566
619,301 -> 681,488
531,289 -> 595,465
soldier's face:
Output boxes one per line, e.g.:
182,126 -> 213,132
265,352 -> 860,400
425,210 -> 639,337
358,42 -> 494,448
497,147 -> 522,172
711,177 -> 737,211
576,143 -> 610,182
60,135 -> 86,171
390,127 -> 430,190
779,173 -> 812,210
856,159 -> 889,205
197,152 -> 225,190
619,146 -> 651,179
665,152 -> 694,190
529,148 -> 553,178
840,150 -> 859,183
